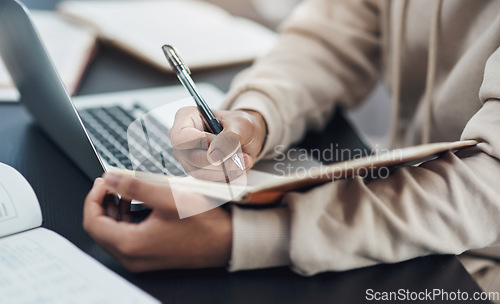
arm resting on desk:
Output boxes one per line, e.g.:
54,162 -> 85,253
229,52 -> 500,275
81,100 -> 500,274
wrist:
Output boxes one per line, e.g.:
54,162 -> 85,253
204,209 -> 233,268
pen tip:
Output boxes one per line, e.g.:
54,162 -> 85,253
233,154 -> 245,171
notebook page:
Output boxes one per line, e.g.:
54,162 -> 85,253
0,163 -> 42,238
0,228 -> 160,304
0,11 -> 96,102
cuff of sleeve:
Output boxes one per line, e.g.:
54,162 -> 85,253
228,91 -> 284,161
228,205 -> 291,272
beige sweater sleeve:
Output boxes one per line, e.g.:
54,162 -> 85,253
221,0 -> 381,160
229,47 -> 500,275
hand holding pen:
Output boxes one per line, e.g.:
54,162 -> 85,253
163,45 -> 268,182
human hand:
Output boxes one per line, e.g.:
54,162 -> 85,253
83,173 -> 232,272
169,107 -> 267,181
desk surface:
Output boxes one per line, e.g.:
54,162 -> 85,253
1,1 -> 489,303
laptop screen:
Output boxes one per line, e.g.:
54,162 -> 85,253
0,0 -> 104,180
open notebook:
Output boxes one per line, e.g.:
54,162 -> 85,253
0,163 -> 159,304
57,0 -> 277,71
0,11 -> 96,101
112,140 -> 478,205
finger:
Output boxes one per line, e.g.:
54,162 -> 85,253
83,178 -> 130,245
241,153 -> 255,170
170,106 -> 205,131
170,107 -> 212,150
83,178 -> 107,220
103,193 -> 120,220
175,157 -> 227,181
103,172 -> 176,211
177,157 -> 246,182
171,128 -> 212,150
207,132 -> 242,166
174,148 -> 247,172
174,148 -> 213,169
173,148 -> 247,181
217,110 -> 263,149
118,199 -> 132,222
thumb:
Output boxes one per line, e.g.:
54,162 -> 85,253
207,131 -> 241,166
88,178 -> 107,205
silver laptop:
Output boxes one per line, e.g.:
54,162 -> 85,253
0,0 -> 228,180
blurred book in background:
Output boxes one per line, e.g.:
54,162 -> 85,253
57,0 -> 277,72
251,0 -> 301,26
0,11 -> 97,102
0,1 -> 277,102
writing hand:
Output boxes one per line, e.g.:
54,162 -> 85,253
169,107 -> 267,181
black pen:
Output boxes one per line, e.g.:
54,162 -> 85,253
162,44 -> 244,171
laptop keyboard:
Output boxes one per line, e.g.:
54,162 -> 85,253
78,103 -> 187,176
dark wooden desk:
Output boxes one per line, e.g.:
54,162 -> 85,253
1,1 -> 489,303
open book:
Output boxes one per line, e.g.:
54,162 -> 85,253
0,11 -> 96,101
0,163 -> 159,304
57,0 -> 277,71
112,140 -> 478,205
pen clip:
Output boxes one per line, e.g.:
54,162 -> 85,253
162,44 -> 191,75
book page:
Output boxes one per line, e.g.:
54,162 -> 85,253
0,163 -> 42,238
0,228 -> 160,304
109,165 -> 283,203
58,0 -> 277,71
0,11 -> 96,102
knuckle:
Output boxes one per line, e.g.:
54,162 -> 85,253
184,105 -> 197,112
175,106 -> 196,119
175,106 -> 189,116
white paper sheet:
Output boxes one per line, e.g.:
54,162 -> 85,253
0,228 -> 160,304
0,163 -> 42,238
